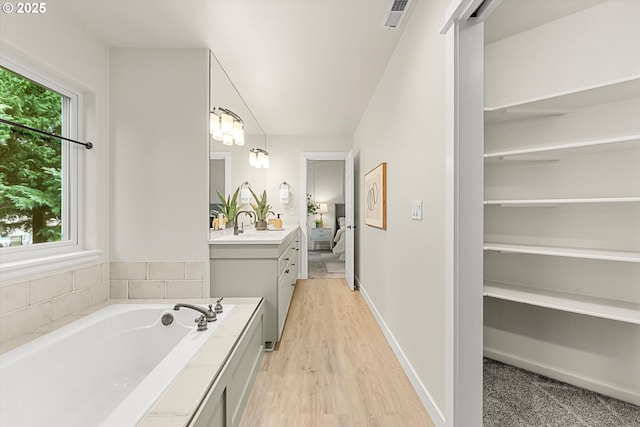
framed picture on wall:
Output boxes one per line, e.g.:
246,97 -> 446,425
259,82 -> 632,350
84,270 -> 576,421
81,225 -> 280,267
364,162 -> 386,229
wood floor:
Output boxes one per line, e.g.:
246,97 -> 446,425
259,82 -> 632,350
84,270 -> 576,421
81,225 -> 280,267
240,278 -> 435,427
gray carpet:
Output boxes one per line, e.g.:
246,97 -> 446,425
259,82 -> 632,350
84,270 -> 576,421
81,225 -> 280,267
308,250 -> 344,279
484,358 -> 640,426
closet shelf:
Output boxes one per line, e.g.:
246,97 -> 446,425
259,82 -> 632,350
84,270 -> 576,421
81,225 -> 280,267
484,75 -> 640,124
484,134 -> 640,161
483,242 -> 640,263
484,197 -> 640,207
484,281 -> 640,324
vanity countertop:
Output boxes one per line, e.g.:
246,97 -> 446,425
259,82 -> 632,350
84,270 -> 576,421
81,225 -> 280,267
208,224 -> 298,245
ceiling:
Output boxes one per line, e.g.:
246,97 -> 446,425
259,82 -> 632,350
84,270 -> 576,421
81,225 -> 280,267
56,0 -> 606,137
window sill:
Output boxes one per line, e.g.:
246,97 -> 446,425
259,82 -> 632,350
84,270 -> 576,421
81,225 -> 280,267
0,250 -> 103,283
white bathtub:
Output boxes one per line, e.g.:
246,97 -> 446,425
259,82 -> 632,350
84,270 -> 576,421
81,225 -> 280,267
0,303 -> 234,427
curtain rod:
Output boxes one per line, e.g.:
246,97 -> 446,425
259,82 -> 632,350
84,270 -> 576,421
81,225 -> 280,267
0,117 -> 93,149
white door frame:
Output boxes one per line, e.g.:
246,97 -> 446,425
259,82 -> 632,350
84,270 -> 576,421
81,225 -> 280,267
299,151 -> 353,287
441,0 -> 499,425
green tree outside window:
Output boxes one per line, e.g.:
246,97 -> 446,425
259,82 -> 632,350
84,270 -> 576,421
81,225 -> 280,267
0,66 -> 63,245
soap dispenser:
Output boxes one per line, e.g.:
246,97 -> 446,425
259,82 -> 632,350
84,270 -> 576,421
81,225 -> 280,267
274,214 -> 283,229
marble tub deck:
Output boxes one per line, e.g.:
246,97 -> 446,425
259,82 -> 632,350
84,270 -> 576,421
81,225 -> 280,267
483,358 -> 640,426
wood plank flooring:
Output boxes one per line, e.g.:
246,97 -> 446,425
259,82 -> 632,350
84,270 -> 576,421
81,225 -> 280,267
240,278 -> 435,427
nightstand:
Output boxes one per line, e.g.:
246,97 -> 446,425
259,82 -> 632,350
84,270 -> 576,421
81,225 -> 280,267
311,227 -> 332,250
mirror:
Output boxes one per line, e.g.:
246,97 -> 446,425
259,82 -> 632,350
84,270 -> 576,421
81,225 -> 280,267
209,51 -> 266,228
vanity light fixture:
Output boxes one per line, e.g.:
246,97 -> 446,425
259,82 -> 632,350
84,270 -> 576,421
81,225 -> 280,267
210,107 -> 244,146
249,148 -> 269,169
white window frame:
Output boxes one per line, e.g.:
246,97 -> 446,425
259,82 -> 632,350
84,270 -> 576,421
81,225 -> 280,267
0,54 -> 99,282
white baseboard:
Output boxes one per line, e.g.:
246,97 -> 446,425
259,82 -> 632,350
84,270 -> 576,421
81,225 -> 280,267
357,277 -> 446,427
484,347 -> 640,407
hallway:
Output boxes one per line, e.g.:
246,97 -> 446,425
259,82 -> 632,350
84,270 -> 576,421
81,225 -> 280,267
240,278 -> 434,427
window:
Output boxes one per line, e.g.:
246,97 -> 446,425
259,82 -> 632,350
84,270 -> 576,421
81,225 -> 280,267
0,56 -> 82,268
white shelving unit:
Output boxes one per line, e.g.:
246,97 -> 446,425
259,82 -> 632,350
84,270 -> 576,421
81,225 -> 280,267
484,75 -> 640,124
484,134 -> 640,161
484,281 -> 640,325
484,197 -> 640,207
484,242 -> 640,263
484,76 -> 640,322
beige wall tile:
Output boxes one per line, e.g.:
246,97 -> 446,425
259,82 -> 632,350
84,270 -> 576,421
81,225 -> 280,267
166,281 -> 204,299
89,283 -> 110,306
0,282 -> 28,315
52,290 -> 90,321
110,280 -> 128,299
0,303 -> 50,343
129,280 -> 165,299
185,262 -> 204,280
111,262 -> 147,280
100,262 -> 110,283
74,265 -> 100,290
148,262 -> 185,280
29,272 -> 73,305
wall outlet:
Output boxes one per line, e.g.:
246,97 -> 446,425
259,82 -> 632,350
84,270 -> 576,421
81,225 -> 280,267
411,201 -> 423,220
289,208 -> 295,215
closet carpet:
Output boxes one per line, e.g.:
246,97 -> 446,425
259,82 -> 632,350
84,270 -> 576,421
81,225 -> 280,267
484,358 -> 640,426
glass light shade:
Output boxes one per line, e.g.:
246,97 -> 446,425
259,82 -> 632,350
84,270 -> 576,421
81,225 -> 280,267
212,128 -> 223,141
210,112 -> 220,133
257,151 -> 269,168
249,152 -> 257,167
210,113 -> 223,141
221,112 -> 233,133
222,134 -> 234,146
233,121 -> 244,146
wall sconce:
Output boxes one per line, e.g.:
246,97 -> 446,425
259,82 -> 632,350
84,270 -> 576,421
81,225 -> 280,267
210,107 -> 244,146
249,148 -> 269,168
279,182 -> 290,204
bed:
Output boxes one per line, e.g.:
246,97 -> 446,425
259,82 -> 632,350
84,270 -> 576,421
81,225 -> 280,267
332,216 -> 346,261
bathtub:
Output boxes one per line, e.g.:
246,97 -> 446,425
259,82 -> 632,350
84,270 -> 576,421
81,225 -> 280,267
0,303 -> 234,427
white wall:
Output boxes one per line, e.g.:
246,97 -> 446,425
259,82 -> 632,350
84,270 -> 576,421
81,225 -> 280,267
353,0 -> 449,421
110,48 -> 209,262
485,1 -> 640,107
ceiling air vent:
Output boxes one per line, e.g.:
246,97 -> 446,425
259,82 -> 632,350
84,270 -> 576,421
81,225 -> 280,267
381,0 -> 410,29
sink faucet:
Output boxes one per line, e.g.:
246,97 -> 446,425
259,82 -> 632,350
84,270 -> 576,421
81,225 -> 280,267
173,303 -> 217,331
234,210 -> 256,235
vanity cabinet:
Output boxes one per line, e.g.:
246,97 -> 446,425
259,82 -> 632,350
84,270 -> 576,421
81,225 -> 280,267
189,300 -> 265,427
209,227 -> 299,350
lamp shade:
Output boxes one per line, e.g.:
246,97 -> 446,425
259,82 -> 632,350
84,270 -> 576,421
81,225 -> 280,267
317,203 -> 328,213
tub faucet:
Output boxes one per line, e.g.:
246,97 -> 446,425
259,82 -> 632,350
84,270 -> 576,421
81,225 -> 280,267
173,303 -> 217,330
234,210 -> 256,235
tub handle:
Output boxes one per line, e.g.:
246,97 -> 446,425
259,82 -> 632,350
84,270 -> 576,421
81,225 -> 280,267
215,297 -> 224,314
195,315 -> 208,331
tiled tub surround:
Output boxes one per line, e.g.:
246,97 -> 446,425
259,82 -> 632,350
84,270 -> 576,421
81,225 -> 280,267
0,297 -> 264,427
110,262 -> 205,299
0,262 -> 110,345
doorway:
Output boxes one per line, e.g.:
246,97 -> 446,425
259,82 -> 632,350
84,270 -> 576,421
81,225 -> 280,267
299,151 -> 355,289
306,159 -> 345,279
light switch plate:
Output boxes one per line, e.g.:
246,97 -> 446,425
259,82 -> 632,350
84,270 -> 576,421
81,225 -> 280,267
411,201 -> 423,220
289,208 -> 295,215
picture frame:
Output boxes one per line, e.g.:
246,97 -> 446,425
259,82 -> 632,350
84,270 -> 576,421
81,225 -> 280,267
364,162 -> 386,229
